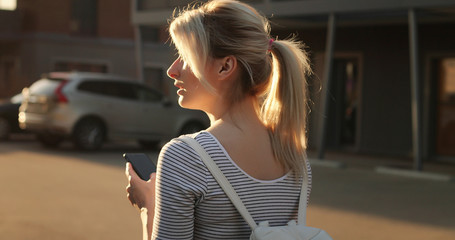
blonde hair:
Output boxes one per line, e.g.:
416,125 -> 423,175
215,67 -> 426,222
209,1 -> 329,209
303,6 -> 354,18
169,0 -> 312,175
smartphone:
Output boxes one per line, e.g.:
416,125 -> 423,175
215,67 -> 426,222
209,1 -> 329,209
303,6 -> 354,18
123,153 -> 157,181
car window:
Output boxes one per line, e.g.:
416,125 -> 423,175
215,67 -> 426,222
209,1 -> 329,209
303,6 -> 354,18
135,86 -> 162,102
29,78 -> 66,95
10,93 -> 23,104
77,80 -> 105,95
109,82 -> 136,100
78,80 -> 137,101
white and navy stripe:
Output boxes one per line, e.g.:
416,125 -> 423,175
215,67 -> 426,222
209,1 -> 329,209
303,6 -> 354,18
152,131 -> 312,240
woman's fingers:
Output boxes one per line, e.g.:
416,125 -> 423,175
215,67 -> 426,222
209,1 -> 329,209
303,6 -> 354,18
126,162 -> 140,206
125,162 -> 138,179
147,172 -> 156,183
125,162 -> 155,209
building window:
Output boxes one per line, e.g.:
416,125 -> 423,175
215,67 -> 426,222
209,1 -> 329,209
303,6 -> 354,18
0,0 -> 16,11
70,0 -> 98,36
141,26 -> 168,43
141,26 -> 160,43
0,0 -> 17,11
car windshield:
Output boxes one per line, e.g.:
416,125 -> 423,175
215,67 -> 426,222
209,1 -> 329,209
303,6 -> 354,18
28,78 -> 66,95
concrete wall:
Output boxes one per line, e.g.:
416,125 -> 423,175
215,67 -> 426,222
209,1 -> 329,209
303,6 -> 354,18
25,36 -> 137,80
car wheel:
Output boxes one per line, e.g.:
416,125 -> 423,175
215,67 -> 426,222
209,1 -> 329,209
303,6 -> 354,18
72,118 -> 105,150
138,140 -> 161,150
0,117 -> 10,140
180,121 -> 205,135
37,133 -> 63,148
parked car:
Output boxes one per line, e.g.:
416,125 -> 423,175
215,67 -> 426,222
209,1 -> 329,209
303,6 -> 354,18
19,72 -> 209,150
0,93 -> 25,140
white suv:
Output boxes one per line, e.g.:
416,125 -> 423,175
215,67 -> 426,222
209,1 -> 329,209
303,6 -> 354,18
19,72 -> 209,150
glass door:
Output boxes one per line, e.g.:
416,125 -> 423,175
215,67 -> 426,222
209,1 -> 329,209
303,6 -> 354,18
326,57 -> 360,149
436,58 -> 455,156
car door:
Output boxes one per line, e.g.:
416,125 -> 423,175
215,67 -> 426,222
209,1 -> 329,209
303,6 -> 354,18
133,85 -> 174,138
104,81 -> 145,137
78,80 -> 141,138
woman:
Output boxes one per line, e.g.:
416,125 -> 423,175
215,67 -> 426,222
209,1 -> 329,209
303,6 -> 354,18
125,0 -> 312,239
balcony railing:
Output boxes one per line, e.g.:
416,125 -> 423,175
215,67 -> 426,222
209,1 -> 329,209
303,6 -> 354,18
132,0 -> 455,26
137,0 -> 279,11
135,0 -> 455,12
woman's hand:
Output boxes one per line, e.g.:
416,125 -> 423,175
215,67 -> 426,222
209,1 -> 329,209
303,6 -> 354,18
125,162 -> 156,240
125,162 -> 156,210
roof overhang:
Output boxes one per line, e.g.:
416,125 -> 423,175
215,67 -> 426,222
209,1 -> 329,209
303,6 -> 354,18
131,0 -> 455,26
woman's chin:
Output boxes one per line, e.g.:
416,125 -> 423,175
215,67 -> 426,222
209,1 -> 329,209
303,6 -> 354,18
178,97 -> 192,109
177,97 -> 185,107
178,97 -> 203,111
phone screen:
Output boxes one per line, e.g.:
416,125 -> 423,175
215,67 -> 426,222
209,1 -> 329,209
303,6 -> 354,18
123,153 -> 157,180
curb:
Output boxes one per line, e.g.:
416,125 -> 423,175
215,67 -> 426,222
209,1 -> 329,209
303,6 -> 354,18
309,158 -> 346,169
375,166 -> 455,182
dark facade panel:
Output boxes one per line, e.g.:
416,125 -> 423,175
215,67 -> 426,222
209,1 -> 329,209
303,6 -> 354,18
283,22 -> 455,157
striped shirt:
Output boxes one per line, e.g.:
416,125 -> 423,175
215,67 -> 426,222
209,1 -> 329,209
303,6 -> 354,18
152,131 -> 312,240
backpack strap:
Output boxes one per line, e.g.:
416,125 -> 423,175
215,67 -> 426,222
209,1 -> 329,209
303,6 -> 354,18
180,136 -> 308,229
298,166 -> 308,226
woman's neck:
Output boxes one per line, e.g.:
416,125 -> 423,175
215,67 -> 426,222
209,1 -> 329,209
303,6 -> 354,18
205,95 -> 286,180
207,96 -> 264,133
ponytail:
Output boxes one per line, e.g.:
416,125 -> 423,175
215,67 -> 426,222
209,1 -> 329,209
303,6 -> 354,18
261,38 -> 312,175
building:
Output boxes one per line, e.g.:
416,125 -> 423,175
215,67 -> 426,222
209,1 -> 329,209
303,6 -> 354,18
0,0 -> 151,99
131,0 -> 455,167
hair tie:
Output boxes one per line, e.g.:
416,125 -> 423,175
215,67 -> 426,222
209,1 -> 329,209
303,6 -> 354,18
268,38 -> 274,52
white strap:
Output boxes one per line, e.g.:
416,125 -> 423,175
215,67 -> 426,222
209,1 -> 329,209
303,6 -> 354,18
180,136 -> 308,229
298,167 -> 308,226
180,136 -> 258,229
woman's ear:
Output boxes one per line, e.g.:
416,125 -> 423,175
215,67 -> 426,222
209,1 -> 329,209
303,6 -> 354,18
217,56 -> 237,80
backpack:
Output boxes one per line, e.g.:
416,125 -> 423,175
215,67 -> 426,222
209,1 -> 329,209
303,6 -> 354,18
180,136 -> 334,240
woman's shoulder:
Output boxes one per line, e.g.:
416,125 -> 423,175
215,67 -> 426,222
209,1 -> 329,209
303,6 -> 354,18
156,132 -> 210,198
162,131 -> 211,150
158,131 -> 213,169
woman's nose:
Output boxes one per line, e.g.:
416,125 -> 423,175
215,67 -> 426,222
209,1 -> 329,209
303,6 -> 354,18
167,58 -> 181,79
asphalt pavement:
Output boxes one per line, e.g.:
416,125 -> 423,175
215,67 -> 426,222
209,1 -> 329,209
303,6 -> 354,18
1,136 -> 454,240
